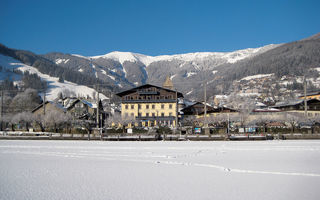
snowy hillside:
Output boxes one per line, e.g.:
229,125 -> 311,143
0,54 -> 108,101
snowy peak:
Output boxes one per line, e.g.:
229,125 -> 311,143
90,51 -> 153,65
89,44 -> 280,67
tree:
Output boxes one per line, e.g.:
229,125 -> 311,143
33,114 -> 45,132
9,88 -> 42,113
43,110 -> 72,133
11,112 -> 34,131
105,113 -> 136,132
61,89 -> 76,98
285,113 -> 305,133
226,93 -> 256,127
58,76 -> 64,83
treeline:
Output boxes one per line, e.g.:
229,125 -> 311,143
16,70 -> 47,90
0,72 -> 46,114
217,38 -> 320,82
206,37 -> 320,96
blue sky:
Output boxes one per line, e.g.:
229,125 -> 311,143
0,0 -> 319,56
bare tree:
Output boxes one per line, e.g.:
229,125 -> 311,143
105,113 -> 136,133
61,89 -> 76,98
9,88 -> 42,113
247,114 -> 286,133
33,114 -> 45,132
226,94 -> 256,127
11,112 -> 34,131
285,112 -> 305,133
43,110 -> 72,133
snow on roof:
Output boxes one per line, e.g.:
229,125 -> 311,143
274,99 -> 303,107
81,99 -> 97,108
255,102 -> 266,107
253,108 -> 281,112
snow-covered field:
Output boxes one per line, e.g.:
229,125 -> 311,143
0,140 -> 320,200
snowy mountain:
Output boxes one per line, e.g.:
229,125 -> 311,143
91,44 -> 279,67
2,32 -> 320,101
0,54 -> 108,101
46,44 -> 279,99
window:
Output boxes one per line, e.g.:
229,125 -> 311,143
146,113 -> 149,117
161,113 -> 165,117
152,105 -> 155,109
169,112 -> 172,116
169,104 -> 173,109
125,105 -> 128,109
131,105 -> 134,109
152,113 -> 155,117
146,105 -> 149,109
138,113 -> 142,117
131,113 -> 134,117
138,105 -> 141,109
161,104 -> 165,109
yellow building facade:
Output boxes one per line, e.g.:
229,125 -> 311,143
116,84 -> 183,127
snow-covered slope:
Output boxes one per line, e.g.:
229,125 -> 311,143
0,54 -> 108,101
90,44 -> 279,67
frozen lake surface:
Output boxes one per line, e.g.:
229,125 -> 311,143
1,140 -> 320,200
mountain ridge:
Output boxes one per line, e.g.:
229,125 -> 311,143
88,44 -> 280,67
1,32 -> 320,101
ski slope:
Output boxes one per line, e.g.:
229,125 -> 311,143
0,54 -> 108,100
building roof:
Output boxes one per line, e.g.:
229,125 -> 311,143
298,91 -> 320,98
31,101 -> 67,113
67,99 -> 98,109
272,99 -> 320,108
116,84 -> 183,98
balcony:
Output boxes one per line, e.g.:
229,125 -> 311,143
135,116 -> 176,121
138,91 -> 159,95
121,99 -> 176,103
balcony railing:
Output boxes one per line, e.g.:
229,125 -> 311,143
121,99 -> 176,103
137,91 -> 159,95
135,116 -> 175,121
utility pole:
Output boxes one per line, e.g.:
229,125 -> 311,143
304,76 -> 307,117
175,89 -> 178,129
43,90 -> 46,115
0,90 -> 3,131
96,85 -> 100,129
204,81 -> 207,128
